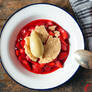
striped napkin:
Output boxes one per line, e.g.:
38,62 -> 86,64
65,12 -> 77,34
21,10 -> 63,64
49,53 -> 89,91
69,0 -> 92,51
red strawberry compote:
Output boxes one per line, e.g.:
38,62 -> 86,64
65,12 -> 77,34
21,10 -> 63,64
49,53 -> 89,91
15,19 -> 69,74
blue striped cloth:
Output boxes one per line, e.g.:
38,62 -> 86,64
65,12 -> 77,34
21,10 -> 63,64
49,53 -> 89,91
69,0 -> 92,51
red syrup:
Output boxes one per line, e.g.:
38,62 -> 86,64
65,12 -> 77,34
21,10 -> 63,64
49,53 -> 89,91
15,19 -> 69,74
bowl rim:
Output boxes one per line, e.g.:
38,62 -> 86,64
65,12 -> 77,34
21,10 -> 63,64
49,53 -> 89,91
0,3 -> 84,90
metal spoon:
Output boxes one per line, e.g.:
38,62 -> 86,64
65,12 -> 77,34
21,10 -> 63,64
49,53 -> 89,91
74,50 -> 92,69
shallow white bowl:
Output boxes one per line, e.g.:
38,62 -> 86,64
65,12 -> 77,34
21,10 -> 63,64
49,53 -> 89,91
0,3 -> 84,90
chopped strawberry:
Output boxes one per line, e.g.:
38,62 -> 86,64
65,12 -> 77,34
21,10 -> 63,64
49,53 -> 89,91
49,31 -> 55,36
62,31 -> 69,40
17,38 -> 21,42
61,44 -> 67,51
17,34 -> 23,40
57,27 -> 69,40
40,63 -> 45,68
19,49 -> 25,54
56,61 -> 63,68
32,66 -> 39,72
18,53 -> 26,61
28,26 -> 35,32
21,29 -> 27,36
18,56 -> 22,61
21,28 -> 30,37
59,36 -> 68,51
20,40 -> 25,48
25,31 -> 31,37
47,21 -> 53,26
44,65 -> 51,72
28,59 -> 33,64
31,60 -> 37,65
22,60 -> 31,70
15,50 -> 19,56
57,26 -> 63,32
21,54 -> 26,59
32,63 -> 41,73
48,62 -> 55,66
59,36 -> 66,44
45,21 -> 53,28
58,52 -> 68,60
26,55 -> 30,61
16,42 -> 21,49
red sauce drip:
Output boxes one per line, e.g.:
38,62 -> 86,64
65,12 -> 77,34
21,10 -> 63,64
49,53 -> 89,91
15,19 -> 69,74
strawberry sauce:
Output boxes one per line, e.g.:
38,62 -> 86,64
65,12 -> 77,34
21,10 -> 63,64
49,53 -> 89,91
15,19 -> 69,74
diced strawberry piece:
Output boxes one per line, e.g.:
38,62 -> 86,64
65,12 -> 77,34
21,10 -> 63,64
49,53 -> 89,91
15,50 -> 19,56
56,61 -> 63,68
19,49 -> 25,54
21,28 -> 30,37
58,52 -> 68,60
21,29 -> 27,36
45,21 -> 53,28
40,63 -> 46,72
59,36 -> 67,45
28,59 -> 33,63
25,31 -> 31,37
40,63 -> 45,68
16,42 -> 21,49
17,33 -> 23,40
20,40 -> 25,48
57,26 -> 64,32
57,27 -> 69,40
21,54 -> 26,59
31,60 -> 37,65
18,56 -> 22,61
28,28 -> 33,32
26,55 -> 30,61
62,31 -> 69,40
49,31 -> 55,36
59,36 -> 68,51
32,63 -> 41,73
32,65 -> 39,72
37,21 -> 45,26
18,54 -> 26,61
47,21 -> 53,26
61,44 -> 67,51
48,62 -> 55,66
44,65 -> 51,72
22,60 -> 31,70
17,38 -> 21,42
28,26 -> 35,32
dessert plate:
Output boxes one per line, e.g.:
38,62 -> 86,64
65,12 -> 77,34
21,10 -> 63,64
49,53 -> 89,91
0,3 -> 84,90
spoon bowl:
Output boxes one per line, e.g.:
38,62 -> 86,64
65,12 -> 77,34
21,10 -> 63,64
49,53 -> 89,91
74,50 -> 92,69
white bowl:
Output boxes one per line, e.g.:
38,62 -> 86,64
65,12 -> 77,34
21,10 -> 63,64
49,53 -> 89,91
0,3 -> 84,90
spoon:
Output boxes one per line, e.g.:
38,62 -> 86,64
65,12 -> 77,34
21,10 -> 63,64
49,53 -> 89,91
74,50 -> 92,69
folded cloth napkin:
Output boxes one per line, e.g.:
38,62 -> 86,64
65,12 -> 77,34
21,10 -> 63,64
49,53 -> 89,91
69,0 -> 92,51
